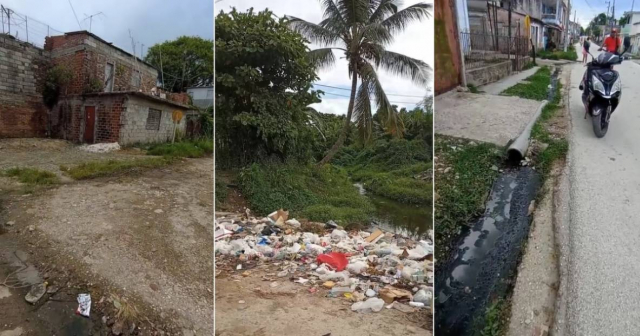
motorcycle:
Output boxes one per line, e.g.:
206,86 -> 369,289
579,36 -> 631,138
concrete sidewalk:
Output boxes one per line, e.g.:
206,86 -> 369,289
435,91 -> 544,146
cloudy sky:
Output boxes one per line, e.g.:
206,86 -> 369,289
2,0 -> 212,56
217,0 -> 434,115
573,0 -> 637,28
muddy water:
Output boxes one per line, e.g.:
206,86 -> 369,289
355,183 -> 432,239
434,168 -> 540,335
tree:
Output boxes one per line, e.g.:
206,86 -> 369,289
145,36 -> 213,93
215,8 -> 321,168
286,0 -> 432,165
620,13 -> 632,26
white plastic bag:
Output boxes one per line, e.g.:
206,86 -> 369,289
351,297 -> 385,313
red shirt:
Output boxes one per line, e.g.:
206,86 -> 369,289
602,36 -> 621,53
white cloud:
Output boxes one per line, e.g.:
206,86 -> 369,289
222,0 -> 434,115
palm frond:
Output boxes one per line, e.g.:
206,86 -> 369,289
336,0 -> 370,24
286,15 -> 341,46
353,80 -> 374,144
380,3 -> 432,35
369,0 -> 400,23
378,50 -> 431,86
308,48 -> 338,70
361,23 -> 394,45
319,0 -> 349,34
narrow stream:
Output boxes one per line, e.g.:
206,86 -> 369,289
434,67 -> 559,335
434,168 -> 540,335
355,183 -> 432,239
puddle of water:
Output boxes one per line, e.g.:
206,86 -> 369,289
0,238 -> 42,287
435,168 -> 540,335
354,183 -> 432,239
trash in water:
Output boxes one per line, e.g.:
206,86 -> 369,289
76,294 -> 91,317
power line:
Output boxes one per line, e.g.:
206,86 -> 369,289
313,83 -> 425,98
67,0 -> 82,29
321,91 -> 422,105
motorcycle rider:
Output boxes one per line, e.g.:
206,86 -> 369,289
580,29 -> 622,94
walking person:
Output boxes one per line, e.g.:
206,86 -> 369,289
583,37 -> 591,65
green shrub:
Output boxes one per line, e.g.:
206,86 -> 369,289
147,139 -> 213,158
4,168 -> 59,185
238,163 -> 373,224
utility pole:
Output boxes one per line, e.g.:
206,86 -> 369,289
508,0 -> 512,62
564,0 -> 571,51
612,0 -> 616,30
2,6 -> 12,35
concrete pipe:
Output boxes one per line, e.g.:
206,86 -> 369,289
507,100 -> 549,161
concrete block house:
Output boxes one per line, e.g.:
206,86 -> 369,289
0,31 -> 190,145
45,31 -> 190,145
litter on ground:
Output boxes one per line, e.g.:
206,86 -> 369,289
215,209 -> 434,315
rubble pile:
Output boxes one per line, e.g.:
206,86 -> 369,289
215,209 -> 434,314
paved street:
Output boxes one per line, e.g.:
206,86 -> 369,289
565,45 -> 640,334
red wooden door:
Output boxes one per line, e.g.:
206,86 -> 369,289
84,106 -> 95,143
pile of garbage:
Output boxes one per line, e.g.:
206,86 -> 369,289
215,209 -> 434,313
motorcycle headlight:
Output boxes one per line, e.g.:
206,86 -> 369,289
592,75 -> 606,94
611,77 -> 622,94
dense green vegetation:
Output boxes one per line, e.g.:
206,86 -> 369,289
239,163 -> 374,225
145,36 -> 213,93
215,8 -> 432,230
537,45 -> 578,61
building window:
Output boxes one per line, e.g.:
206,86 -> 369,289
131,70 -> 141,88
105,63 -> 115,92
146,108 -> 162,130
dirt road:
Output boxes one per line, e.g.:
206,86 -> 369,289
0,139 -> 213,335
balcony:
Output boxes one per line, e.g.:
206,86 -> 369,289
542,13 -> 562,27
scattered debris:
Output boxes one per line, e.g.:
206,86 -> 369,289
76,293 -> 91,317
24,283 -> 46,304
80,142 -> 121,153
215,210 -> 434,317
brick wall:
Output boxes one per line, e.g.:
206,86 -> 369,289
0,35 -> 51,137
435,0 -> 463,95
50,95 -> 126,143
119,95 -> 187,145
45,32 -> 158,96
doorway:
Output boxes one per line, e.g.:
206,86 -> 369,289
84,106 -> 96,143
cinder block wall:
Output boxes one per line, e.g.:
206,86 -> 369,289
0,35 -> 50,137
119,95 -> 187,145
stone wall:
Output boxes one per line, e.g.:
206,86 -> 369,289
0,35 -> 50,137
466,60 -> 512,86
119,95 -> 187,145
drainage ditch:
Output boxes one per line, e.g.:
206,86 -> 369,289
434,68 -> 559,335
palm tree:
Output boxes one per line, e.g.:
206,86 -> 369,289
286,0 -> 432,165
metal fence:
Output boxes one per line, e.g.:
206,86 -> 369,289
459,32 -> 531,71
0,4 -> 64,48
